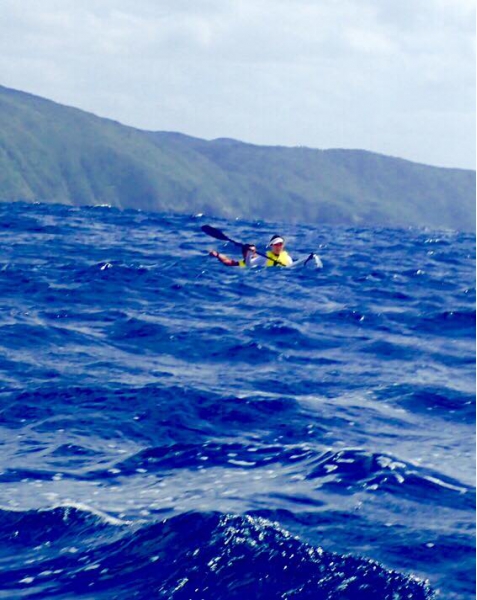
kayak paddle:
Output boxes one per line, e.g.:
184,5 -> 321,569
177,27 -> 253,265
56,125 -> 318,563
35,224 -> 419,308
201,224 -> 243,247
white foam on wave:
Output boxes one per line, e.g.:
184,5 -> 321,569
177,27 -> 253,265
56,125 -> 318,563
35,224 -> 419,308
57,501 -> 132,525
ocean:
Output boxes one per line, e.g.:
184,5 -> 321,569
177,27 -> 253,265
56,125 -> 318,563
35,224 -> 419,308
0,201 -> 474,599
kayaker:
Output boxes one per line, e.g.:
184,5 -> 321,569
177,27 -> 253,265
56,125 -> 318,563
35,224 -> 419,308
247,234 -> 293,266
265,234 -> 293,267
209,235 -> 293,267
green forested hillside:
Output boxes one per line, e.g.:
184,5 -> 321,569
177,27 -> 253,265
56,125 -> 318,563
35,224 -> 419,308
0,85 -> 474,230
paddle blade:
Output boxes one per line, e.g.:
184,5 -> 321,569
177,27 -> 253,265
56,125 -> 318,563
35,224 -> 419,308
201,225 -> 230,242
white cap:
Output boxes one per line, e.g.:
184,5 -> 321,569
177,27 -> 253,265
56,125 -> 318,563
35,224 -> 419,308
268,236 -> 284,247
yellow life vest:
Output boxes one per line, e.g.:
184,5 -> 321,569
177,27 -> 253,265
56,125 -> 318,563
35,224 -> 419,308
266,250 -> 290,267
238,259 -> 246,267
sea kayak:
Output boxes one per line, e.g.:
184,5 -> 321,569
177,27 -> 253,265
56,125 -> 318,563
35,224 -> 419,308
290,253 -> 323,269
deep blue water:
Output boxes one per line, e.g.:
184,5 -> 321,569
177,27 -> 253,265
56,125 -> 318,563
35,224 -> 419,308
0,201 -> 475,600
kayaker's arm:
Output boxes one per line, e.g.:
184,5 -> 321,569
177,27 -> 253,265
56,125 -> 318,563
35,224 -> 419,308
209,250 -> 240,267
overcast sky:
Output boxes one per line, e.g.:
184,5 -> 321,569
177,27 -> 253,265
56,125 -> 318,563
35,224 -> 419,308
1,0 -> 475,168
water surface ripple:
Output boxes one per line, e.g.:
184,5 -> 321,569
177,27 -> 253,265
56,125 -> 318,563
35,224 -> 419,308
0,202 -> 474,599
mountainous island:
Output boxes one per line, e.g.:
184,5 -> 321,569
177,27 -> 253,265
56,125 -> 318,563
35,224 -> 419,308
0,84 -> 474,230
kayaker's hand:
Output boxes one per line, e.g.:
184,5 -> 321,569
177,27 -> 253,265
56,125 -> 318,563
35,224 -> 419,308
209,250 -> 219,258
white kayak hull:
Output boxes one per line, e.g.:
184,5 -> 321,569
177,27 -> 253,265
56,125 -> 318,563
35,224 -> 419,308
290,253 -> 323,269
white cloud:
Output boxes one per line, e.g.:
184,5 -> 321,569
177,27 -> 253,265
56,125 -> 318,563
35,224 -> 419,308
0,0 -> 474,168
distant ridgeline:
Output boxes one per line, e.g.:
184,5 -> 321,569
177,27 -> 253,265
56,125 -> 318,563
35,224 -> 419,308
0,84 -> 475,231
